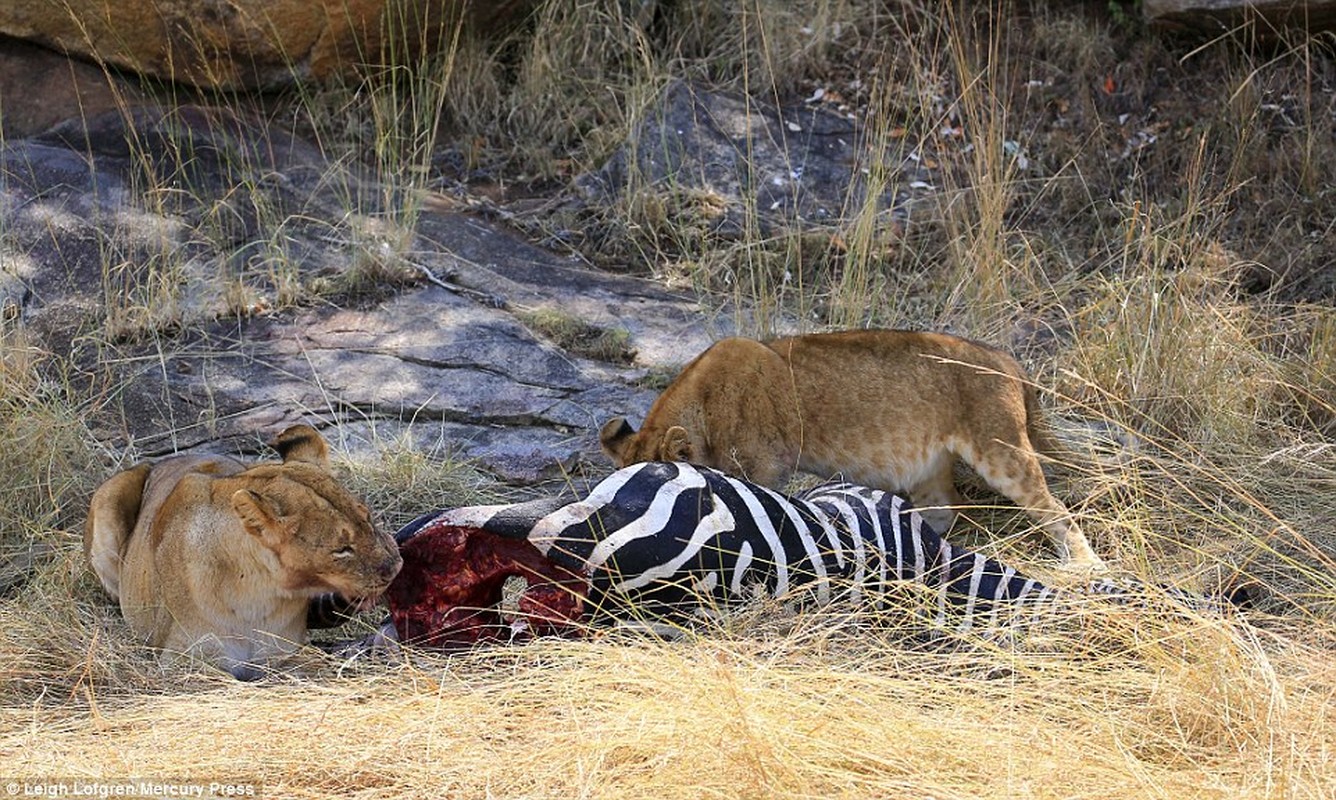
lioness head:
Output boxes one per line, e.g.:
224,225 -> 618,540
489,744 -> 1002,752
599,417 -> 695,467
231,425 -> 402,602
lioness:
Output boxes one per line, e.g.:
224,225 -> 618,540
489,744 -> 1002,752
600,330 -> 1104,568
84,425 -> 403,679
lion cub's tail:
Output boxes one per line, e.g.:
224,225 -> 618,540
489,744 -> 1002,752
1023,382 -> 1141,469
84,463 -> 152,600
1023,382 -> 1067,463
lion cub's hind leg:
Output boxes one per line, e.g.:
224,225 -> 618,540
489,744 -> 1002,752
83,463 -> 153,600
964,440 -> 1105,570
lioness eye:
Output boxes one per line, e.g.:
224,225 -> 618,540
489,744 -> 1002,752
332,545 -> 355,558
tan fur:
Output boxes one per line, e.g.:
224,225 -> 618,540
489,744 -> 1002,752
84,425 -> 402,679
601,330 -> 1104,568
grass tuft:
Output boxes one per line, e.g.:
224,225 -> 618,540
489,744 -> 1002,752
518,308 -> 637,363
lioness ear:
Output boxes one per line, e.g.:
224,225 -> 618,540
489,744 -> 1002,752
599,417 -> 637,463
662,426 -> 693,463
271,424 -> 329,468
232,489 -> 289,550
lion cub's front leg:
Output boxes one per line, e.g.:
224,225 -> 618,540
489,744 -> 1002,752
905,460 -> 966,537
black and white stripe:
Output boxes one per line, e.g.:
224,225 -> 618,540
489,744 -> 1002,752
406,462 -> 1228,632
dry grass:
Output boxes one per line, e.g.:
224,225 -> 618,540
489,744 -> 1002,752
0,326 -> 104,543
3,585 -> 1335,798
3,1 -> 1336,797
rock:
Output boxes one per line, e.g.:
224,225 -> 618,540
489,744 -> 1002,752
0,104 -> 353,351
1144,0 -> 1336,35
0,102 -> 732,484
0,0 -> 535,93
0,35 -> 148,139
572,80 -> 934,242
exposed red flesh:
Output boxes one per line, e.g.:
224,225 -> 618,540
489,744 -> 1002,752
386,524 -> 587,647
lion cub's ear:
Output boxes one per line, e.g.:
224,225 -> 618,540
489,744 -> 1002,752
599,417 -> 637,464
232,489 -> 290,551
271,424 -> 329,468
661,426 -> 693,462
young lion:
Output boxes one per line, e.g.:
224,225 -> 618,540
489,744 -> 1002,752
600,330 -> 1104,569
84,425 -> 403,679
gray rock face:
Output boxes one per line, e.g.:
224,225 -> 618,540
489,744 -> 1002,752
0,103 -> 731,484
1144,0 -> 1336,34
4,83 -> 907,484
575,80 -> 934,237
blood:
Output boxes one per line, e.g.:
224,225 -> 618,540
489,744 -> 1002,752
386,524 -> 587,647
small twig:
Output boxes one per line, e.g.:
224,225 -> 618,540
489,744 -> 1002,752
410,261 -> 508,309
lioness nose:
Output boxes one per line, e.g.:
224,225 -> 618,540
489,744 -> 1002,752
380,552 -> 403,582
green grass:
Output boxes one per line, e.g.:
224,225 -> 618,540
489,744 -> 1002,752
518,307 -> 636,363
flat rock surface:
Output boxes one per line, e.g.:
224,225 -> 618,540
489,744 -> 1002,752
0,104 -> 740,484
572,79 -> 935,244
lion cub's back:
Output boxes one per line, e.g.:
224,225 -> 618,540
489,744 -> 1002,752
760,330 -> 1032,472
765,329 -> 1025,392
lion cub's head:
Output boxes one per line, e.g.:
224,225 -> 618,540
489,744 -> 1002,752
231,426 -> 402,602
599,417 -> 696,467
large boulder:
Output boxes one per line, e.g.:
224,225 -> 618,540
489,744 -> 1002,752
0,0 -> 533,92
1145,0 -> 1336,35
0,35 -> 148,139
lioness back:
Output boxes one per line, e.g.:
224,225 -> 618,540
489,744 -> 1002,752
600,329 -> 1104,568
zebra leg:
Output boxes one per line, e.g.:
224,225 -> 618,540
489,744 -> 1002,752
873,501 -> 1056,632
928,530 -> 1236,630
932,540 -> 1055,633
